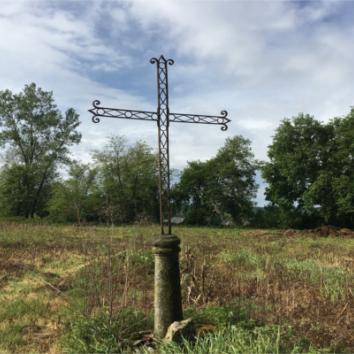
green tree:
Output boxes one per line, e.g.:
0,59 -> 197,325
262,109 -> 354,227
262,114 -> 331,226
48,162 -> 99,224
93,136 -> 159,224
175,136 -> 258,225
173,160 -> 210,224
326,108 -> 354,226
0,83 -> 81,217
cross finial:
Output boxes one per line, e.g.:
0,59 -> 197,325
151,55 -> 174,66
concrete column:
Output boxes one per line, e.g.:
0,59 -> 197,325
153,234 -> 183,338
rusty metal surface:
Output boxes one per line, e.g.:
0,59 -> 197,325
89,55 -> 230,235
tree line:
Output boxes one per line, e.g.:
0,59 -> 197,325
0,84 -> 353,228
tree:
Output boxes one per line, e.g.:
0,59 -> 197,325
48,162 -> 99,224
172,160 -> 211,224
174,136 -> 258,225
262,114 -> 329,226
262,109 -> 354,228
0,83 -> 81,217
326,108 -> 354,226
93,136 -> 159,224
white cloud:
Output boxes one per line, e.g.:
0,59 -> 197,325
0,0 -> 353,206
0,0 -> 151,160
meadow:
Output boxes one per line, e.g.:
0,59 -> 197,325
0,222 -> 353,353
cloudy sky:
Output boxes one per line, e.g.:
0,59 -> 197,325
1,0 -> 354,205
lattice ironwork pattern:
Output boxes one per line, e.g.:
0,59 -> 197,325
150,56 -> 174,234
170,111 -> 230,131
89,55 -> 231,235
89,100 -> 157,123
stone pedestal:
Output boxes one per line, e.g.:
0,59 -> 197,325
153,234 -> 183,338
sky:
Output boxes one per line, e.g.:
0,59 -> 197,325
1,0 -> 354,205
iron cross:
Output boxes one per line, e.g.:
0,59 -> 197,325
89,55 -> 230,235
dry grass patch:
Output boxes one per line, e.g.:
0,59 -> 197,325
0,222 -> 353,352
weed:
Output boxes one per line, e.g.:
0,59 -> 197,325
61,309 -> 152,354
151,325 -> 283,354
0,298 -> 50,322
219,249 -> 266,271
0,324 -> 25,351
285,259 -> 351,301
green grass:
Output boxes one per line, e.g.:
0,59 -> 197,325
0,297 -> 53,352
153,325 -> 283,354
61,309 -> 152,354
0,324 -> 25,350
285,259 -> 351,301
0,298 -> 50,322
0,222 -> 353,353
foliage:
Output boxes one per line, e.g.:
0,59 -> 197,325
93,136 -> 159,224
48,161 -> 100,223
174,136 -> 258,225
262,108 -> 354,227
0,83 -> 81,217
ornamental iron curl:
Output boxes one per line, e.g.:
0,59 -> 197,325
89,55 -> 231,235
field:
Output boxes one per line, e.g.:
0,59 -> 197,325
0,222 -> 353,353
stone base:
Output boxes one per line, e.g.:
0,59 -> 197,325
153,234 -> 183,338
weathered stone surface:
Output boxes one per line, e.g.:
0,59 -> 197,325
153,234 -> 183,338
164,318 -> 194,343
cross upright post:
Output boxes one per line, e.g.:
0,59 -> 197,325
151,56 -> 173,236
89,55 -> 230,338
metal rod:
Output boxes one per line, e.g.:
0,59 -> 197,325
151,56 -> 174,235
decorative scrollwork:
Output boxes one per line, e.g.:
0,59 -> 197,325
92,100 -> 101,107
89,100 -> 101,123
219,111 -> 229,130
92,116 -> 100,124
150,56 -> 174,66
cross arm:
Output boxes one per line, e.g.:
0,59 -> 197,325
89,100 -> 157,123
169,110 -> 230,131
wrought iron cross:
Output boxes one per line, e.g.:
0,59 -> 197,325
89,55 -> 230,235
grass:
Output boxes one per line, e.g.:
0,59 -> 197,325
61,309 -> 152,354
151,325 -> 283,354
0,221 -> 353,353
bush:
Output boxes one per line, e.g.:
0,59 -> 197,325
61,309 -> 152,353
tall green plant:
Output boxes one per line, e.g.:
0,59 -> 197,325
93,136 -> 159,224
0,83 -> 81,217
48,162 -> 99,223
174,136 -> 258,225
262,108 -> 354,227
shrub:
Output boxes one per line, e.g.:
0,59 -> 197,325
61,309 -> 152,353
